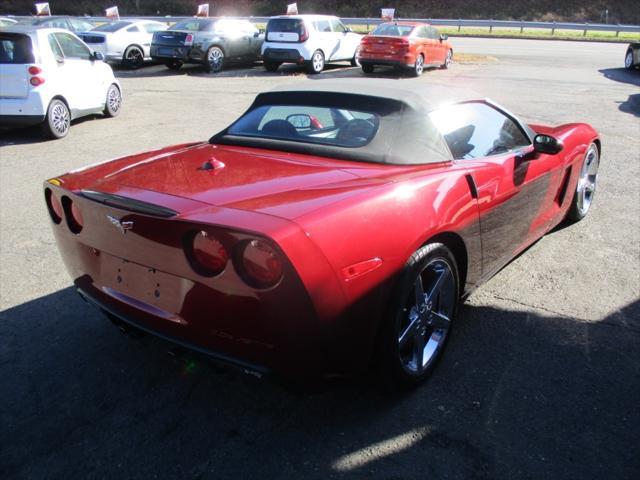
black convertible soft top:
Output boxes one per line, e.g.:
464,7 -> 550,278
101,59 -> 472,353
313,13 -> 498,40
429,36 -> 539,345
210,80 -> 480,165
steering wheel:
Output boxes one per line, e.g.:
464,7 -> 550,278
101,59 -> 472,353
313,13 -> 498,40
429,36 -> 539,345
336,119 -> 376,146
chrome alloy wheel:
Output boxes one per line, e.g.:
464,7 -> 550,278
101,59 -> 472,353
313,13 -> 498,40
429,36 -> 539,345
444,50 -> 452,67
51,103 -> 69,136
312,51 -> 324,72
207,47 -> 224,73
125,47 -> 143,68
107,85 -> 121,113
576,144 -> 599,217
625,51 -> 633,69
414,54 -> 424,76
398,258 -> 456,375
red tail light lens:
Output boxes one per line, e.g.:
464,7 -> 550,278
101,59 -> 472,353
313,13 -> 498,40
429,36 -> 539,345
45,188 -> 62,224
28,66 -> 42,75
299,25 -> 309,42
30,76 -> 45,86
62,196 -> 83,234
188,231 -> 228,276
237,239 -> 283,288
184,34 -> 194,46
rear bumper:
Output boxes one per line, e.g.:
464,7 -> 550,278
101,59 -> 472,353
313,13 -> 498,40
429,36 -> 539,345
150,45 -> 191,62
77,286 -> 270,377
0,114 -> 44,127
263,47 -> 306,63
358,52 -> 416,68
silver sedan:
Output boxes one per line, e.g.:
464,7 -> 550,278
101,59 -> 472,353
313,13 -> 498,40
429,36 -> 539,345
80,19 -> 168,69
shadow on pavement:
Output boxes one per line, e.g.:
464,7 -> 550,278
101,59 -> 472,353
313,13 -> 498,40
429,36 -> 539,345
1,286 -> 638,479
0,115 -> 105,147
113,62 -> 360,80
598,68 -> 640,117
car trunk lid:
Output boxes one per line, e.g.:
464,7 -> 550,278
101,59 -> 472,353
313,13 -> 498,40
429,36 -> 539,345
152,30 -> 190,47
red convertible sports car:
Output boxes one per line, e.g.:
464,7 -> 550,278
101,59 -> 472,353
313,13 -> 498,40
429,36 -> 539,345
45,81 -> 600,388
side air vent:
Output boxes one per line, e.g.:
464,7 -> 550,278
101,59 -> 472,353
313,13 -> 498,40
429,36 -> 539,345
80,190 -> 178,218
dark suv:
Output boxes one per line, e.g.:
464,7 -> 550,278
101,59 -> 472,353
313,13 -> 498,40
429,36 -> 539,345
151,18 -> 263,72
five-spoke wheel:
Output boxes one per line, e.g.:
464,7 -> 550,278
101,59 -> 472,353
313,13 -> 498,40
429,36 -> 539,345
382,242 -> 459,388
567,143 -> 599,222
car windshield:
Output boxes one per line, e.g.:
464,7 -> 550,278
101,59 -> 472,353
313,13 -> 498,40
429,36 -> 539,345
0,34 -> 34,64
371,24 -> 414,36
93,21 -> 132,32
171,19 -> 216,31
228,105 -> 380,148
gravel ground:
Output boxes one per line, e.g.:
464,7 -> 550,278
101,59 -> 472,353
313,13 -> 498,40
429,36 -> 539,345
1,38 -> 639,480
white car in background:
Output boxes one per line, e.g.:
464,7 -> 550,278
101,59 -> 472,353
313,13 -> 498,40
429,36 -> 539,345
80,19 -> 168,69
262,15 -> 362,73
0,26 -> 122,139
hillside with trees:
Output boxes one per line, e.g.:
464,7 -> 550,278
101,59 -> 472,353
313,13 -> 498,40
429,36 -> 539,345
1,0 -> 638,24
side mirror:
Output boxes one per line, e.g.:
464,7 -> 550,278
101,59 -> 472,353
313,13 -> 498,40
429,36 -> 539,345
91,51 -> 104,61
258,28 -> 265,34
440,34 -> 448,42
533,134 -> 563,155
344,27 -> 352,33
286,114 -> 312,129
253,31 -> 260,38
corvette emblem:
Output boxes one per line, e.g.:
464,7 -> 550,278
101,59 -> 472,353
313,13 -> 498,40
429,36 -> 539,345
106,215 -> 134,235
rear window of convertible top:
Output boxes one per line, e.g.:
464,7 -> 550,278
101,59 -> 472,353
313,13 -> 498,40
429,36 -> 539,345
228,105 -> 381,148
0,34 -> 34,64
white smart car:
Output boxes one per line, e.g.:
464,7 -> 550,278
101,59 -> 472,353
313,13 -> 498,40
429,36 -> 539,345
80,19 -> 168,69
0,26 -> 122,139
262,15 -> 362,73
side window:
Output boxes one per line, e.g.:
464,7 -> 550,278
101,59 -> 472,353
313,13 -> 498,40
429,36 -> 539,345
330,19 -> 347,33
315,20 -> 331,33
416,27 -> 428,38
428,27 -> 440,39
240,21 -> 258,34
54,32 -> 91,60
126,25 -> 140,33
144,23 -> 166,33
47,34 -> 64,60
69,19 -> 93,31
429,102 -> 531,160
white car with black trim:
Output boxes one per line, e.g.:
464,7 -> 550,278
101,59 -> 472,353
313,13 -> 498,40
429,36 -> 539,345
79,19 -> 168,69
262,15 -> 362,74
0,26 -> 122,139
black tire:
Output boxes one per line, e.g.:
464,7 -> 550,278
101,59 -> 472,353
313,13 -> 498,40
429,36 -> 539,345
103,83 -> 122,118
441,49 -> 452,69
307,49 -> 325,74
42,99 -> 70,139
165,60 -> 183,70
411,54 -> 425,77
624,49 -> 634,70
380,242 -> 459,389
361,63 -> 374,74
123,45 -> 144,69
204,46 -> 224,73
264,60 -> 281,72
351,47 -> 361,67
565,143 -> 600,223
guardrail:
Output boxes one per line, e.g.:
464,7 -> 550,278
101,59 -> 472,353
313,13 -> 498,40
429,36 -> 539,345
8,16 -> 640,36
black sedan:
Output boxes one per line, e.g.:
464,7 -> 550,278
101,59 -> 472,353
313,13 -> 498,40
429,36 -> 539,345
151,18 -> 263,72
625,42 -> 639,70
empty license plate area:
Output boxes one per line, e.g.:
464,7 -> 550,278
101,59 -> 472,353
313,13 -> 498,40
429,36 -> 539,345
100,252 -> 193,323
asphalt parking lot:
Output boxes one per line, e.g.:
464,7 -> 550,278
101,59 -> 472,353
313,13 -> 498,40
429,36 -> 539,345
1,37 -> 639,479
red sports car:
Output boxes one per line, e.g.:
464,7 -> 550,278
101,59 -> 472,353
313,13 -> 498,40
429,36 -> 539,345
358,22 -> 453,76
45,81 -> 600,388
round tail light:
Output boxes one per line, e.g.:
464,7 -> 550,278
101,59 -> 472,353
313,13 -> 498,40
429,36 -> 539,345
237,239 -> 283,288
45,188 -> 62,224
62,196 -> 83,234
188,231 -> 228,276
